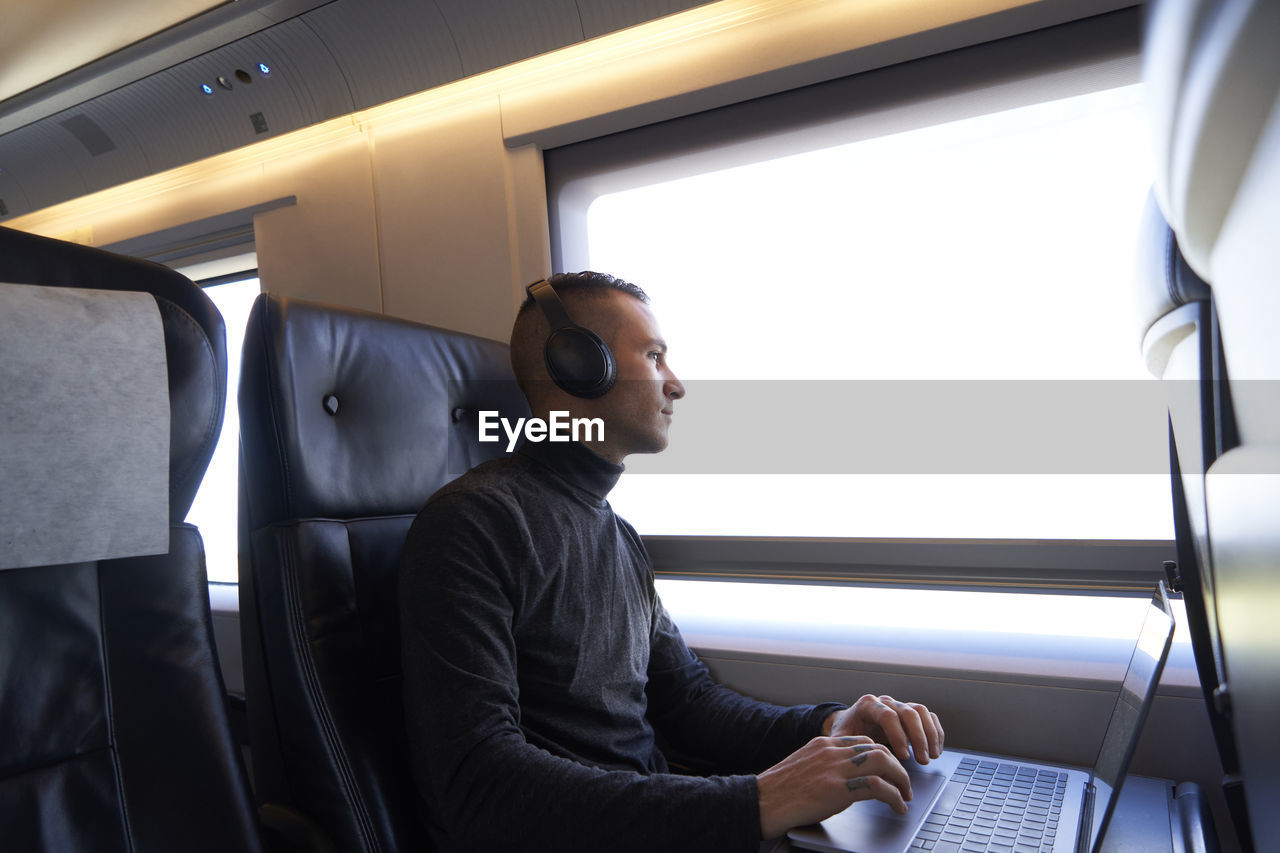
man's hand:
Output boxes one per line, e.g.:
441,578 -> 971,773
824,694 -> 944,765
757,735 -> 911,840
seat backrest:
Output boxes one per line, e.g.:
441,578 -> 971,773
237,293 -> 530,852
1144,0 -> 1280,846
1134,191 -> 1248,811
1136,189 -> 1220,636
0,225 -> 261,852
1145,0 -> 1280,440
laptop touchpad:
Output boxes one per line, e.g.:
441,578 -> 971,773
789,765 -> 948,853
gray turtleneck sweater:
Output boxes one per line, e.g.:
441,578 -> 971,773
399,439 -> 841,853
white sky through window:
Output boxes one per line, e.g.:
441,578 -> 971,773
583,84 -> 1172,540
185,277 -> 259,583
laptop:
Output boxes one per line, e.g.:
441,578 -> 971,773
788,581 -> 1176,853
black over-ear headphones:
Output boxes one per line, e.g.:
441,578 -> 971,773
526,278 -> 617,398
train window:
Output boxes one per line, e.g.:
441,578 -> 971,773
182,268 -> 259,584
577,82 -> 1167,543
548,32 -> 1175,588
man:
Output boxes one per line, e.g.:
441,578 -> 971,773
399,272 -> 944,852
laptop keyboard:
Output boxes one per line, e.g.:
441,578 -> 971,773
908,757 -> 1068,853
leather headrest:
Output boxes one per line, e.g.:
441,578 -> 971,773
238,294 -> 530,526
1144,0 -> 1280,279
0,225 -> 226,522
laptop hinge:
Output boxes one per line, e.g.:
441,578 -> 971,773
1076,784 -> 1096,853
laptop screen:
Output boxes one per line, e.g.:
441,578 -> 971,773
1085,581 -> 1176,852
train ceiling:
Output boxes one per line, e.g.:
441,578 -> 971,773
0,0 -> 712,221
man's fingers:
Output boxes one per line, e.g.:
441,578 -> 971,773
844,693 -> 945,763
843,775 -> 909,815
869,696 -> 911,762
839,740 -> 910,794
877,695 -> 943,763
881,695 -> 930,764
907,702 -> 943,759
839,746 -> 913,815
905,700 -> 941,760
843,742 -> 889,767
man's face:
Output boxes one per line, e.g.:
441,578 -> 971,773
574,290 -> 684,464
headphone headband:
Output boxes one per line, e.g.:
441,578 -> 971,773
526,279 -> 573,331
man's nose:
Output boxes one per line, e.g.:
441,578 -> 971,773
664,370 -> 685,400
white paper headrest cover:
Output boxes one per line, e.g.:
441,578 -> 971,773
1,283 -> 170,570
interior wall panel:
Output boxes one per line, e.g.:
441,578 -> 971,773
253,133 -> 382,313
502,142 -> 554,313
371,95 -> 515,341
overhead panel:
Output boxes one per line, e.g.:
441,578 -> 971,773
248,20 -> 357,124
107,64 -> 235,177
434,0 -> 585,77
58,115 -> 117,156
302,0 -> 463,111
115,19 -> 352,175
59,97 -> 151,191
0,165 -> 28,216
576,0 -> 715,39
0,121 -> 97,213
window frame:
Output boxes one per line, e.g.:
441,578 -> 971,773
544,8 -> 1173,593
647,536 -> 1172,593
547,8 -> 1144,273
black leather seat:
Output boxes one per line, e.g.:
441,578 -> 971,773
0,225 -> 262,852
1134,195 -> 1248,847
1143,0 -> 1280,846
237,293 -> 530,851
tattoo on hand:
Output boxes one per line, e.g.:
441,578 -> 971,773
850,753 -> 870,766
845,778 -> 871,792
838,737 -> 859,746
852,744 -> 877,754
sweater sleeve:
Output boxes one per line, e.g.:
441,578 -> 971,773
644,598 -> 845,774
399,491 -> 763,853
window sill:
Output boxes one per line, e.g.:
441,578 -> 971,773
657,579 -> 1200,698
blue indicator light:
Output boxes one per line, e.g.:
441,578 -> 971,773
201,83 -> 214,96
258,62 -> 271,75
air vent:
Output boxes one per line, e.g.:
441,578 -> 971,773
0,198 -> 8,216
58,114 -> 117,156
250,112 -> 269,134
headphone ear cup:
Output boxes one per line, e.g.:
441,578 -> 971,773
544,327 -> 616,398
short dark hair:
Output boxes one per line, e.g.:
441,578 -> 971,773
517,271 -> 649,316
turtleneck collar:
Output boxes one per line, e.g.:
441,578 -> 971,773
516,439 -> 623,504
